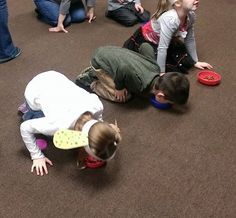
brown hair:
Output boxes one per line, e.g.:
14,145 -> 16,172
88,122 -> 121,160
151,0 -> 172,20
154,72 -> 190,104
74,111 -> 93,131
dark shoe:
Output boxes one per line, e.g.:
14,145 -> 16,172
75,80 -> 95,93
34,8 -> 43,20
34,8 -> 39,14
76,66 -> 97,87
0,47 -> 21,64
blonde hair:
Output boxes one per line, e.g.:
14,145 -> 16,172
88,122 -> 121,160
151,0 -> 174,19
74,111 -> 93,131
74,112 -> 121,160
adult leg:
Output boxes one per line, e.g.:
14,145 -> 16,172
0,0 -> 21,63
33,0 -> 61,26
70,0 -> 86,23
106,6 -> 139,27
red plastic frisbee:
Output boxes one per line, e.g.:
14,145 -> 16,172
85,155 -> 106,169
198,71 -> 221,86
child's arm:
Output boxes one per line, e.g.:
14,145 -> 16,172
185,28 -> 213,69
20,117 -> 57,175
86,0 -> 96,23
184,23 -> 198,63
156,17 -> 179,72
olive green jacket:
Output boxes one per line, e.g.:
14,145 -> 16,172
91,46 -> 160,94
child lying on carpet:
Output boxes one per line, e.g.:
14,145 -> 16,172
76,46 -> 190,105
19,71 -> 121,176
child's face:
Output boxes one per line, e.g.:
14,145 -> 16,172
179,0 -> 199,11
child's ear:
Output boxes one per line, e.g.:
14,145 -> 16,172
174,0 -> 182,7
155,91 -> 166,102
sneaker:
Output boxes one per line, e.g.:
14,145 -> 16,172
76,66 -> 97,87
34,8 -> 43,20
0,47 -> 21,64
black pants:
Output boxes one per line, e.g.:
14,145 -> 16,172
123,27 -> 195,74
106,2 -> 150,27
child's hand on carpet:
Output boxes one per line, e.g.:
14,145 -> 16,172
31,157 -> 53,176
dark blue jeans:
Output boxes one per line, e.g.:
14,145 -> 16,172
0,0 -> 18,59
22,103 -> 45,121
106,2 -> 150,27
33,0 -> 86,27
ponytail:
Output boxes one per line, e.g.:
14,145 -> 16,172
74,111 -> 93,131
151,0 -> 172,20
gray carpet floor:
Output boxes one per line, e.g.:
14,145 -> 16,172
0,0 -> 236,217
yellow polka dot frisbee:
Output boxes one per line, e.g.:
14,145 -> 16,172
53,129 -> 88,149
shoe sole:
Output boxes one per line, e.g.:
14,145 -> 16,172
77,66 -> 93,79
0,47 -> 21,64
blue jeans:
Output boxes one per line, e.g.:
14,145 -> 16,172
0,0 -> 18,59
106,2 -> 150,27
33,0 -> 86,27
22,103 -> 45,121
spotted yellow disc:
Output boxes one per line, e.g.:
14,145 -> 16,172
53,129 -> 88,149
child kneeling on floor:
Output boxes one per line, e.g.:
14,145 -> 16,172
19,71 -> 121,176
123,0 -> 213,73
76,46 -> 189,105
106,0 -> 150,27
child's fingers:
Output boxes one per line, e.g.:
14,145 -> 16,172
42,165 -> 48,175
46,158 -> 53,166
36,166 -> 40,175
88,16 -> 96,23
31,165 -> 35,173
